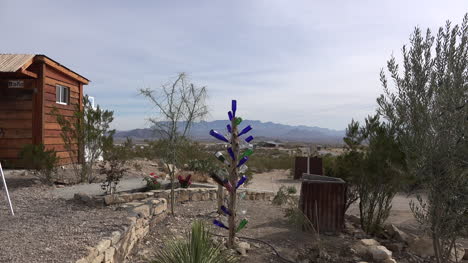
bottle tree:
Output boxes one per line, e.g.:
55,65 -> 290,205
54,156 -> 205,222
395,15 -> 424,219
209,100 -> 254,248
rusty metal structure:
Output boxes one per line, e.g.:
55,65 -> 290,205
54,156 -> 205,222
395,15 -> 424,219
294,156 -> 323,179
299,174 -> 346,233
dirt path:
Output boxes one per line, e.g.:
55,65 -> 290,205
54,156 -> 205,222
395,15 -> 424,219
247,169 -> 300,193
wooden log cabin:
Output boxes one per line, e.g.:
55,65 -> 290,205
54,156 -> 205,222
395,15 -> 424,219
0,54 -> 89,166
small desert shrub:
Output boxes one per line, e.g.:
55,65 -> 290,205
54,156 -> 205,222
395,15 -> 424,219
187,159 -> 217,174
272,185 -> 297,206
272,186 -> 315,232
19,144 -> 58,184
100,160 -> 129,194
152,220 -> 237,263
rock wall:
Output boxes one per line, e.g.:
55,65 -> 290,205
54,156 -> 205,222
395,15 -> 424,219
73,188 -> 275,263
75,187 -> 275,206
75,198 -> 167,263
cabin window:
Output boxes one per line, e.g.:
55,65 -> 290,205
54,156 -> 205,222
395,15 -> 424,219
55,85 -> 69,105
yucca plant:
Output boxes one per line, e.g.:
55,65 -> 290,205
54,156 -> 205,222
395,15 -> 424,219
152,221 -> 238,263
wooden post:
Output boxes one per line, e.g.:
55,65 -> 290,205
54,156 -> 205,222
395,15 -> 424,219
228,116 -> 240,248
217,185 -> 224,214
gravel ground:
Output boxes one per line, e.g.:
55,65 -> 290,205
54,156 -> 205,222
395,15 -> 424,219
0,172 -> 129,263
127,200 -> 356,263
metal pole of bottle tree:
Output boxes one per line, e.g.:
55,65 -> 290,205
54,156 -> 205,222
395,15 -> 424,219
0,162 -> 14,216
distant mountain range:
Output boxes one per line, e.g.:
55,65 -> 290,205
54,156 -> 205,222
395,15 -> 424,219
114,120 -> 345,144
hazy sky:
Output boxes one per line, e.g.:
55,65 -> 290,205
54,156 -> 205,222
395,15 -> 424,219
1,1 -> 466,130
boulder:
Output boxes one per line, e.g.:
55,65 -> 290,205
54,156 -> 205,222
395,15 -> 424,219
449,243 -> 465,262
368,245 -> 392,261
360,239 -> 381,247
350,243 -> 369,257
385,224 -> 410,243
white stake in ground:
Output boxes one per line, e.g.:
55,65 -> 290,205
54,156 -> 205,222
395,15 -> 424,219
0,162 -> 14,216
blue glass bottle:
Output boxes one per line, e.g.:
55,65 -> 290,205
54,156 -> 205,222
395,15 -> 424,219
209,129 -> 229,143
238,125 -> 252,137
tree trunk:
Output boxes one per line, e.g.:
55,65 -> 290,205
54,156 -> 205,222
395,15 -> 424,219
433,232 -> 442,263
170,169 -> 175,215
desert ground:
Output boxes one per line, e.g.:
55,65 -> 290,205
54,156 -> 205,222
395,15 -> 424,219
0,165 -> 466,262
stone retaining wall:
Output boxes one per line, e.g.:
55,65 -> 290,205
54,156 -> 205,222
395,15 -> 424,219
73,188 -> 275,263
75,198 -> 167,263
75,187 -> 275,206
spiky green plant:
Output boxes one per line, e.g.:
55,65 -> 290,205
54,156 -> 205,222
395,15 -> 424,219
152,221 -> 238,263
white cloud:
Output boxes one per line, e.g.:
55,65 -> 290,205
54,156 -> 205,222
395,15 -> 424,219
1,0 -> 466,130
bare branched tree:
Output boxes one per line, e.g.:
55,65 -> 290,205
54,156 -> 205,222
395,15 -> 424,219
140,73 -> 208,215
378,14 -> 468,263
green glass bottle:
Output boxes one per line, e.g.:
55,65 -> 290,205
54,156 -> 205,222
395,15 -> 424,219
236,219 -> 248,232
235,117 -> 242,126
240,149 -> 253,159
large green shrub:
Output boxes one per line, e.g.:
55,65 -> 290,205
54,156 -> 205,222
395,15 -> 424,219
330,116 -> 408,235
377,14 -> 468,262
19,144 -> 58,184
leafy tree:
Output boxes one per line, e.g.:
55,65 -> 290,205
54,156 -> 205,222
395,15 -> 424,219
140,73 -> 208,215
54,95 -> 115,183
377,14 -> 468,262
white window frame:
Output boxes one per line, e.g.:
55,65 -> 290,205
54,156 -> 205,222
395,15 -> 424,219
56,85 -> 69,105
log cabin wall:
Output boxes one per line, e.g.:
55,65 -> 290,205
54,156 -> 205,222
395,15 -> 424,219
43,65 -> 82,165
0,54 -> 88,167
0,85 -> 34,165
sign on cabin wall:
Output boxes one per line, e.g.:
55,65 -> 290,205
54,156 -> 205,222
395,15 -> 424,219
8,80 -> 24,88
0,80 -> 35,90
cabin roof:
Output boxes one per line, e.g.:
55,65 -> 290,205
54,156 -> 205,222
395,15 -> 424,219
0,54 -> 89,84
0,54 -> 35,72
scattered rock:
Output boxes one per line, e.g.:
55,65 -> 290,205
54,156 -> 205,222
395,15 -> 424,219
449,243 -> 465,262
360,239 -> 381,247
350,243 -> 369,257
382,259 -> 397,263
236,241 -> 250,256
368,245 -> 392,261
385,224 -> 410,243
